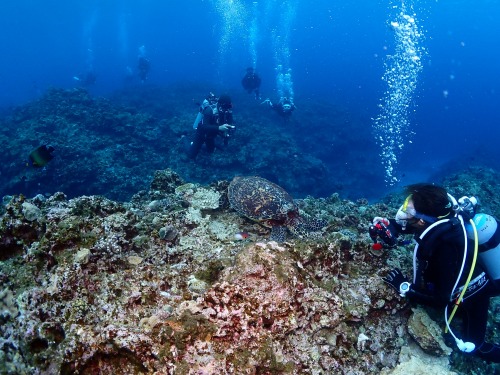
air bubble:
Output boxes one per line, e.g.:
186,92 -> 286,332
373,2 -> 425,185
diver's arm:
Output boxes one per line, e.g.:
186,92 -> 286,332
406,283 -> 450,308
405,287 -> 441,305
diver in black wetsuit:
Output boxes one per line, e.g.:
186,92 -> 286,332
138,56 -> 150,83
241,67 -> 261,100
188,94 -> 234,159
370,183 -> 500,362
261,96 -> 295,118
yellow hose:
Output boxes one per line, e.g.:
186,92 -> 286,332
445,218 -> 478,332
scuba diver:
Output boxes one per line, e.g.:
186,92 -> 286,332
261,96 -> 296,118
138,56 -> 150,83
370,183 -> 500,362
241,67 -> 261,100
188,93 -> 234,160
137,45 -> 150,83
73,68 -> 96,86
74,48 -> 96,86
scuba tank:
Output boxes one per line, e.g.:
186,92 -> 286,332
193,99 -> 209,129
465,213 -> 500,289
193,111 -> 203,129
193,95 -> 219,129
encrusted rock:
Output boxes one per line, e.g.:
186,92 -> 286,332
146,199 -> 170,211
149,169 -> 184,194
139,315 -> 162,331
407,307 -> 452,356
0,288 -> 19,320
127,255 -> 144,265
208,220 -> 237,241
187,275 -> 208,295
189,188 -> 221,210
357,332 -> 370,350
159,225 -> 178,241
74,248 -> 90,264
21,202 -> 42,222
381,353 -> 457,375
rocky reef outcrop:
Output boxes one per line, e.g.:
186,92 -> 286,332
3,168 -> 498,374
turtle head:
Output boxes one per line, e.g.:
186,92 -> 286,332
285,210 -> 301,226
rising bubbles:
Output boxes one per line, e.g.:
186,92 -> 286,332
373,1 -> 425,185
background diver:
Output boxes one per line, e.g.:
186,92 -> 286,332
261,96 -> 296,118
188,93 -> 234,160
73,68 -> 96,86
241,67 -> 261,100
138,56 -> 150,83
137,45 -> 150,83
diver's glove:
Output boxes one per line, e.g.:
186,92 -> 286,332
219,124 -> 234,132
382,269 -> 411,297
260,98 -> 271,106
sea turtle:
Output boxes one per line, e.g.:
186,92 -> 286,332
228,176 -> 326,242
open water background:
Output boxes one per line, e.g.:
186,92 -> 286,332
1,0 -> 499,198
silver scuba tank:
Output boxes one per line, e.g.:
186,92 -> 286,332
465,213 -> 500,288
193,98 -> 218,129
193,99 -> 209,129
193,111 -> 202,129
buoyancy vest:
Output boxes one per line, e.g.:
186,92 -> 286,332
412,217 -> 475,295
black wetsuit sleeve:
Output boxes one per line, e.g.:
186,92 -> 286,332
406,286 -> 440,305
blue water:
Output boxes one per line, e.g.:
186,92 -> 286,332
1,0 -> 499,198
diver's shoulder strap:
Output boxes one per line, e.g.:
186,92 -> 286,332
416,217 -> 456,242
415,217 -> 461,259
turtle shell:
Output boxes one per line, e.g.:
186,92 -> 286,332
228,176 -> 297,224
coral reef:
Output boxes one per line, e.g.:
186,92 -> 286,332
2,167 -> 498,374
0,86 -> 342,202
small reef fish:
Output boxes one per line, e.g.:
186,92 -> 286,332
28,144 -> 55,167
234,232 -> 250,241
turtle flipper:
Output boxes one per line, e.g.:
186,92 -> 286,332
289,218 -> 327,239
304,218 -> 327,232
270,225 -> 287,242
